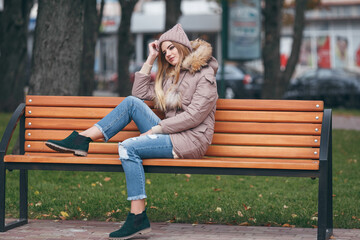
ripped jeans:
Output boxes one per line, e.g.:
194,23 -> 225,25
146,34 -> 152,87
94,96 -> 174,200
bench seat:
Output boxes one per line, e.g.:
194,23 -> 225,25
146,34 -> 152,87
0,95 -> 333,240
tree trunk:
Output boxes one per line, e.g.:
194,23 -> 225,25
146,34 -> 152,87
165,0 -> 182,31
117,0 -> 138,97
0,0 -> 33,112
262,0 -> 307,99
281,0 -> 307,87
28,0 -> 85,95
78,0 -> 104,96
261,0 -> 283,99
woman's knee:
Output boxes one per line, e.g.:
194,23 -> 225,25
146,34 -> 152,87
118,138 -> 138,161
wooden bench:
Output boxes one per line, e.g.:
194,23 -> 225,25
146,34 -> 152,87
0,95 -> 333,239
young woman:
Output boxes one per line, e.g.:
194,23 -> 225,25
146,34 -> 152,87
46,24 -> 218,239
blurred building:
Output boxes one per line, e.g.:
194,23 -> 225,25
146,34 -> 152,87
26,0 -> 360,80
282,0 -> 360,75
96,0 -> 221,78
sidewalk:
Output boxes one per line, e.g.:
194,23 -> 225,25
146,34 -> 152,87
1,219 -> 360,240
332,115 -> 360,131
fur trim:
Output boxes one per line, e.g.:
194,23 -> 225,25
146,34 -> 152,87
182,39 -> 213,74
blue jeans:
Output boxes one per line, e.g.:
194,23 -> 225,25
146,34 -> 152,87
95,96 -> 174,200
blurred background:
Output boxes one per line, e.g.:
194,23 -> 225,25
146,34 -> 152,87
1,0 -> 360,111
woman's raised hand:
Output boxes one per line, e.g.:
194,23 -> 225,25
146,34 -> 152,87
146,40 -> 159,65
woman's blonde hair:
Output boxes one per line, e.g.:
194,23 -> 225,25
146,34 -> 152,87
154,41 -> 191,111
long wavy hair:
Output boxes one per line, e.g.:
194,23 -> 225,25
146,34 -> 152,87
154,41 -> 191,111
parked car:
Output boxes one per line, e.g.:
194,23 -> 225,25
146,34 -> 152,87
283,68 -> 360,108
216,64 -> 254,99
237,64 -> 264,99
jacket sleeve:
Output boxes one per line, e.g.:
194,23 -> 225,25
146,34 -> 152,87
159,73 -> 218,133
132,71 -> 155,100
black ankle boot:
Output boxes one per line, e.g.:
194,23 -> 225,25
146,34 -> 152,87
109,209 -> 151,239
45,131 -> 92,156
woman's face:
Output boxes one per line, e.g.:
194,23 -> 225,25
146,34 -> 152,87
161,41 -> 180,66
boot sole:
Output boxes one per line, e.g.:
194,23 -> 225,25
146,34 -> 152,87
45,142 -> 88,157
108,227 -> 151,240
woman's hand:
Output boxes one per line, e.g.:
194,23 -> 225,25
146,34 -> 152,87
145,40 -> 159,65
140,129 -> 153,137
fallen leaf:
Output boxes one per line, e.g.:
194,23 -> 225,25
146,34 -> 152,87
185,174 -> 191,178
243,203 -> 251,211
216,176 -> 221,180
282,223 -> 295,228
150,206 -> 158,209
239,222 -> 250,226
91,183 -> 96,187
215,207 -> 222,213
291,214 -> 298,218
213,188 -> 222,192
104,177 -> 111,182
237,211 -> 244,217
283,205 -> 289,209
60,211 -> 69,220
311,217 -> 318,221
34,191 -> 40,195
146,179 -> 151,185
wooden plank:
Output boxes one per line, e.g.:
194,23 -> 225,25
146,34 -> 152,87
25,130 -> 321,147
4,155 -> 319,170
25,119 -> 322,135
25,141 -> 320,159
214,122 -> 322,135
216,99 -> 324,111
206,145 -> 320,159
25,130 -> 140,142
25,152 -> 119,158
26,96 -> 324,112
25,106 -> 164,119
25,118 -> 138,130
212,134 -> 321,147
25,141 -> 118,154
215,111 -> 323,123
26,96 -> 155,108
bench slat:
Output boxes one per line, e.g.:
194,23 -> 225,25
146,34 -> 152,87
4,155 -> 319,170
216,99 -> 323,111
215,111 -> 323,123
26,106 -> 323,123
215,122 -> 322,135
26,96 -> 323,112
25,141 -> 320,159
25,130 -> 321,147
25,119 -> 322,135
26,106 -> 164,119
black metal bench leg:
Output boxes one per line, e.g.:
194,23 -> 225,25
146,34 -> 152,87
0,168 -> 28,232
317,160 -> 333,240
0,165 -> 6,232
19,169 -> 28,223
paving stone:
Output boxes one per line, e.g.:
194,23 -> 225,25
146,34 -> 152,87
1,220 -> 360,240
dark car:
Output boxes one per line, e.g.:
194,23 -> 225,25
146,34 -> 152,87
237,64 -> 264,99
283,68 -> 360,108
216,64 -> 253,99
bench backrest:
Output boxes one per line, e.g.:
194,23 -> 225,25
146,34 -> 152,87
24,95 -> 324,168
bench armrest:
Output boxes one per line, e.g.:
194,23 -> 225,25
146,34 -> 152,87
0,103 -> 26,161
319,109 -> 332,162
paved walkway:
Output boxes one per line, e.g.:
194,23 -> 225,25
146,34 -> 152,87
332,115 -> 360,131
1,219 -> 360,240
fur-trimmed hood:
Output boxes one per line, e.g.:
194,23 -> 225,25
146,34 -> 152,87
182,39 -> 218,75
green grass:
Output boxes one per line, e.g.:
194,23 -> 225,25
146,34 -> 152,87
333,108 -> 360,117
1,112 -> 360,229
